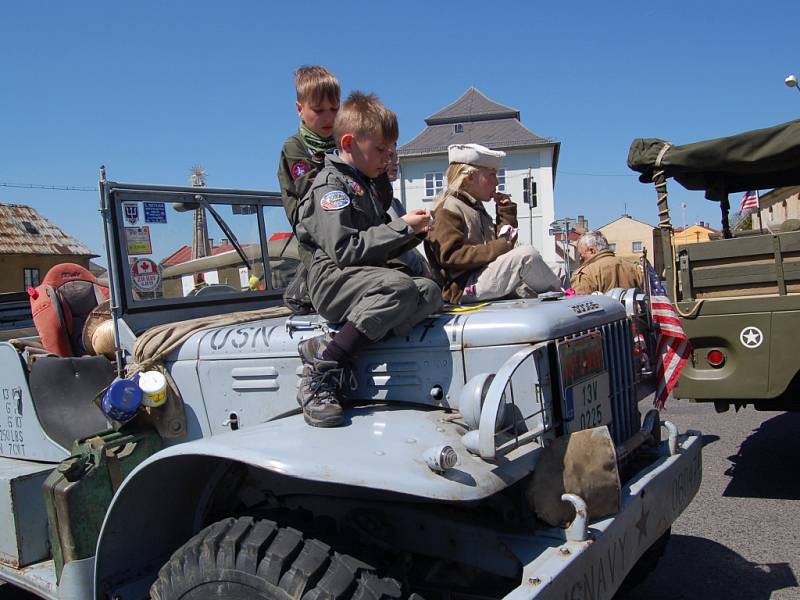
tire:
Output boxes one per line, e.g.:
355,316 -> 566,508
614,528 -> 671,597
150,516 -> 405,600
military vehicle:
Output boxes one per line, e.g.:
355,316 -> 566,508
0,171 -> 702,599
628,119 -> 800,413
0,291 -> 35,342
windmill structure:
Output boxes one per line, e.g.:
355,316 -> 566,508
190,164 -> 211,260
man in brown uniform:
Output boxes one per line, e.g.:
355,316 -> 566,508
571,231 -> 643,294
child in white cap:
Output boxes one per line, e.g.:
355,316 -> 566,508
424,143 -> 562,303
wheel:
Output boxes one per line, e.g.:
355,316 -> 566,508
614,528 -> 671,597
150,516 -> 406,600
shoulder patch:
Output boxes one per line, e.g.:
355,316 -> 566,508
320,190 -> 351,211
343,176 -> 365,196
290,160 -> 311,180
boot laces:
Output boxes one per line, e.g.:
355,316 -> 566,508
306,366 -> 344,406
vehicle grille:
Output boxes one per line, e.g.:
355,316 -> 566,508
557,318 -> 639,446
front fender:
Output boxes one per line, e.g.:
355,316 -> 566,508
94,405 -> 540,599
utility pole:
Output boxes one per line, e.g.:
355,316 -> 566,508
522,169 -> 537,246
190,164 -> 211,261
549,216 -> 575,283
525,168 -> 533,246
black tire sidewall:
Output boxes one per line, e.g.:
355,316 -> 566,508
177,571 -> 293,600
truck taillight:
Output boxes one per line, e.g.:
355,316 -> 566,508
706,349 -> 726,368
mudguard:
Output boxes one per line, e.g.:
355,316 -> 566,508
94,406 -> 543,598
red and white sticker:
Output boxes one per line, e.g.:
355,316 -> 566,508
130,258 -> 161,292
290,160 -> 311,180
345,177 -> 364,196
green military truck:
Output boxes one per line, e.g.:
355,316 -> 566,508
628,119 -> 800,412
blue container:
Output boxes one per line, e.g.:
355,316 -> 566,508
101,378 -> 142,423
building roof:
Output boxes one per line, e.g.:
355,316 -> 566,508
161,242 -> 236,267
0,203 -> 95,256
424,87 -> 520,125
674,223 -> 719,234
756,185 -> 800,208
596,214 -> 655,231
398,87 -> 557,158
398,118 -> 554,157
161,232 -> 292,267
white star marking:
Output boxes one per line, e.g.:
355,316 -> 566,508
740,327 -> 763,349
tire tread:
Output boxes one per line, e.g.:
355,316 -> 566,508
150,516 -> 410,600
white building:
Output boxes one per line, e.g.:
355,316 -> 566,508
396,87 -> 560,266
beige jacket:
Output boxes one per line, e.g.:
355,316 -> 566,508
571,250 -> 643,295
424,191 -> 516,303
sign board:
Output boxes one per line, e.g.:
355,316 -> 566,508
123,202 -> 139,225
143,202 -> 167,224
130,258 -> 161,292
124,226 -> 152,255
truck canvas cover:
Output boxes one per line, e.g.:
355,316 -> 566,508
627,118 -> 800,199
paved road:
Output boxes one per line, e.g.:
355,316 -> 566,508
2,400 -> 798,599
631,399 -> 800,600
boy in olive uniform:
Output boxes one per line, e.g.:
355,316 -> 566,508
295,92 -> 442,427
277,66 -> 340,227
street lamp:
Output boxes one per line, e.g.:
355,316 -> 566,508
785,74 -> 799,94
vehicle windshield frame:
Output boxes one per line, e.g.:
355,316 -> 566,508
105,182 -> 292,318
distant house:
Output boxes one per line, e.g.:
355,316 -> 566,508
751,186 -> 800,230
397,87 -> 561,265
160,233 -> 299,296
0,203 -> 96,293
598,215 -> 661,272
673,223 -> 719,246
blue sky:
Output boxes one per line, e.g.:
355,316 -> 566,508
2,1 -> 799,259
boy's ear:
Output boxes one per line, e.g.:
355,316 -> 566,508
295,101 -> 303,117
340,133 -> 354,153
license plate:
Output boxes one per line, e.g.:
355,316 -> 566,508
558,332 -> 611,433
563,373 -> 612,433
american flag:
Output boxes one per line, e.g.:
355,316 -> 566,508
645,259 -> 691,410
738,190 -> 760,215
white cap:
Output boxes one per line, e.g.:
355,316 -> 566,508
448,143 -> 506,170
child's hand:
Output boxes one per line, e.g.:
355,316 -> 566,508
493,192 -> 512,206
499,224 -> 518,242
402,209 -> 433,234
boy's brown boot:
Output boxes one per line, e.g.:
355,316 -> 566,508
297,335 -> 344,427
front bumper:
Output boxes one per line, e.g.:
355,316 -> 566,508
501,428 -> 702,600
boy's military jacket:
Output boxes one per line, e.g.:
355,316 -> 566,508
277,132 -> 326,227
296,154 -> 421,278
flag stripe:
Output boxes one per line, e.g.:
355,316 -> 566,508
738,190 -> 760,215
645,257 -> 692,410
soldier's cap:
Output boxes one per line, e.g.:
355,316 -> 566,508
448,143 -> 505,171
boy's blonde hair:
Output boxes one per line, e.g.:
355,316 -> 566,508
333,92 -> 399,148
295,65 -> 340,105
434,163 -> 478,209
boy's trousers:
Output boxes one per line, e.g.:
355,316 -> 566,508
308,265 -> 442,341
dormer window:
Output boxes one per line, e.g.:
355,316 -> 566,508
19,221 -> 39,235
454,123 -> 464,134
